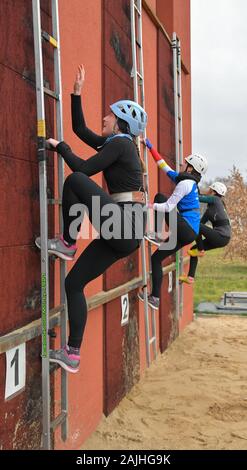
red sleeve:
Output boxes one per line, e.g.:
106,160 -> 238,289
149,146 -> 163,163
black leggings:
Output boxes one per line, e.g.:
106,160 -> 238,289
188,223 -> 230,278
63,172 -> 143,348
151,193 -> 197,298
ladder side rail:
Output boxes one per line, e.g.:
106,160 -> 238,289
172,33 -> 180,321
32,0 -> 51,450
51,0 -> 68,441
177,38 -> 184,317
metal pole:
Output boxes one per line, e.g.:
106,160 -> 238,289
52,0 -> 68,441
177,39 -> 183,166
172,32 -> 180,322
32,0 -> 51,450
177,38 -> 184,317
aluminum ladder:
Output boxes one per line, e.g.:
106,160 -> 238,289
130,0 -> 157,367
32,0 -> 68,450
172,33 -> 184,319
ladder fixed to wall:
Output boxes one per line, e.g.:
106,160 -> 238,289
172,33 -> 184,319
32,0 -> 68,450
130,0 -> 157,367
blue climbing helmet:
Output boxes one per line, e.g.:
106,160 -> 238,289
110,100 -> 147,137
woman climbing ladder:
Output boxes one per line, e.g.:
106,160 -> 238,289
138,138 -> 208,310
35,65 -> 147,373
180,182 -> 231,284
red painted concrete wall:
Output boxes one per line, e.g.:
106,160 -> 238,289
157,29 -> 178,352
55,0 -> 103,450
0,0 -> 192,449
102,0 -> 141,416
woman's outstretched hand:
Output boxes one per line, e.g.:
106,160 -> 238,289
140,138 -> 152,150
46,138 -> 59,150
145,138 -> 152,150
73,64 -> 85,95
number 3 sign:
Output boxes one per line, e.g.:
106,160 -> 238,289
5,344 -> 26,400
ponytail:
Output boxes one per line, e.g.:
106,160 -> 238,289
117,117 -> 146,173
133,139 -> 146,174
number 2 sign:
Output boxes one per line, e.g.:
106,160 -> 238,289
5,344 -> 26,400
121,294 -> 129,326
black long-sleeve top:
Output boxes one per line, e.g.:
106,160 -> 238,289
199,195 -> 231,238
56,95 -> 143,194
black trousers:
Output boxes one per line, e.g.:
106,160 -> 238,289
188,223 -> 230,278
151,193 -> 197,298
62,172 -> 144,348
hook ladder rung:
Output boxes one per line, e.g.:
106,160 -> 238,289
48,198 -> 62,205
136,71 -> 143,80
42,30 -> 58,48
50,411 -> 67,431
44,87 -> 59,100
134,3 -> 141,15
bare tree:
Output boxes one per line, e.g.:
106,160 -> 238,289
224,166 -> 247,260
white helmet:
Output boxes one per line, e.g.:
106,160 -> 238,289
185,153 -> 208,175
209,181 -> 227,196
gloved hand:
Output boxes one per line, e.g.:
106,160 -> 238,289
145,138 -> 153,150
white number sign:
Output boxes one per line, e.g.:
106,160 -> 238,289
121,294 -> 129,326
168,271 -> 173,293
5,344 -> 26,400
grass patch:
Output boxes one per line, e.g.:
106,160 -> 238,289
193,248 -> 247,308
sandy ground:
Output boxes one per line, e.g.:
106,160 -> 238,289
82,316 -> 247,450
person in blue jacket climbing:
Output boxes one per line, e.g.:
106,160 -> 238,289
138,138 -> 208,310
179,181 -> 231,284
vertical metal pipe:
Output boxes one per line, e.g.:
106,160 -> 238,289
177,38 -> 184,317
32,0 -> 51,450
172,32 -> 180,322
52,0 -> 68,441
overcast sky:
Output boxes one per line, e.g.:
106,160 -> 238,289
191,0 -> 247,181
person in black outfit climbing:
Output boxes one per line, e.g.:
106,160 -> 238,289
35,64 -> 147,373
180,181 -> 231,284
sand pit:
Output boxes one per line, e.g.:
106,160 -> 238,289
82,316 -> 247,450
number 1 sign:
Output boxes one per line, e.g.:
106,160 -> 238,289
5,344 -> 26,400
